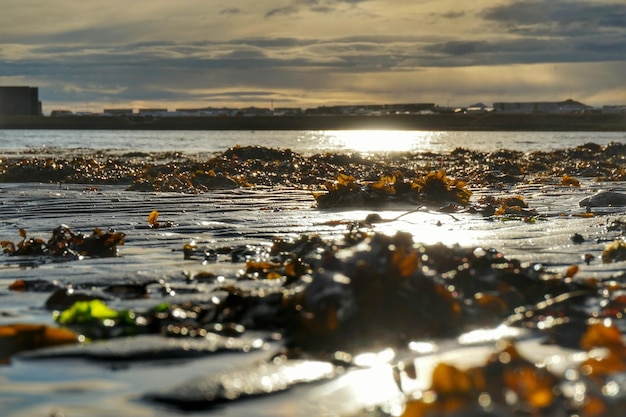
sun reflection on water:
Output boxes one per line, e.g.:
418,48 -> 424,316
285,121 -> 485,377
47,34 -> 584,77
311,350 -> 406,416
317,209 -> 486,247
368,210 -> 485,247
322,130 -> 439,153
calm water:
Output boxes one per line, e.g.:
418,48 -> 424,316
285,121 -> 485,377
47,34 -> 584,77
0,129 -> 624,155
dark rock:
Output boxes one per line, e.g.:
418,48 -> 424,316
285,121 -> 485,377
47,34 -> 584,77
17,333 -> 265,362
146,357 -> 335,410
44,289 -> 105,311
570,233 -> 585,244
579,191 -> 626,207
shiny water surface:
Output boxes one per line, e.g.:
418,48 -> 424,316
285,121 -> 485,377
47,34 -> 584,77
0,129 -> 624,155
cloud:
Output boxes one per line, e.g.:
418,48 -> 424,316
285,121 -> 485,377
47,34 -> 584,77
423,36 -> 625,66
1,0 -> 623,110
266,0 -> 368,17
220,7 -> 243,15
423,1 -> 626,66
438,11 -> 466,19
483,0 -> 626,36
425,41 -> 488,56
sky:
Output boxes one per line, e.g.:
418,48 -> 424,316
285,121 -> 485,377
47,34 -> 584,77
1,0 -> 625,112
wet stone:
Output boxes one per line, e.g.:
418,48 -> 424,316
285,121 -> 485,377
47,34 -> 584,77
146,357 -> 336,410
17,333 -> 266,362
579,191 -> 626,207
44,289 -> 106,311
8,278 -> 62,292
570,233 -> 585,244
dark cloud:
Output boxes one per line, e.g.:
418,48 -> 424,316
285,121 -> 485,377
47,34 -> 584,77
220,7 -> 242,15
437,11 -> 466,19
226,37 -> 318,48
423,36 -> 625,66
2,1 -> 623,109
483,1 -> 626,36
2,23 -> 153,45
414,1 -> 626,67
266,0 -> 367,17
4,30 -> 622,101
425,41 -> 488,56
218,49 -> 268,60
576,38 -> 626,55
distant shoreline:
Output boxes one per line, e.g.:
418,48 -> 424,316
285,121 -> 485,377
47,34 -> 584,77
1,113 -> 624,131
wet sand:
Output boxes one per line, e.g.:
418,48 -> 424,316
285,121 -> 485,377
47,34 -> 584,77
1,144 -> 626,416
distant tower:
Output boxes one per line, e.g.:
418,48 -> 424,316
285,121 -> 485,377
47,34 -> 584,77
0,86 -> 42,115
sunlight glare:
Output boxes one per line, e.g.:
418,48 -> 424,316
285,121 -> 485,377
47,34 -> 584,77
311,364 -> 405,416
372,210 -> 485,247
353,348 -> 396,367
325,130 -> 436,153
457,325 -> 525,345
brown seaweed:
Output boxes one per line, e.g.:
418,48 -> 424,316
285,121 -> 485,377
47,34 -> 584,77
400,321 -> 626,417
1,225 -> 125,258
0,323 -> 79,364
1,143 -> 625,193
314,170 -> 472,209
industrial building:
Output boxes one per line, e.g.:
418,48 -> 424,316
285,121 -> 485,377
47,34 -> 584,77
493,99 -> 590,114
102,108 -> 134,116
0,86 -> 42,116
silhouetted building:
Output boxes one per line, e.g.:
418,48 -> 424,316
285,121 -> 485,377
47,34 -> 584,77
0,86 -> 42,116
103,108 -> 134,116
493,99 -> 590,113
138,108 -> 169,117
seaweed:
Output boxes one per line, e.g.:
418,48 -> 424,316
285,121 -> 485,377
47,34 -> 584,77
472,194 -> 539,219
400,321 -> 626,417
0,324 -> 79,364
314,170 -> 472,209
2,142 -> 624,193
411,169 -> 472,206
6,225 -> 626,414
602,239 -> 626,263
1,225 -> 125,258
147,210 -> 173,229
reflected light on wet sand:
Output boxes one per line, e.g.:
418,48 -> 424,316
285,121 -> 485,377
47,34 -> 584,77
371,210 -> 485,247
319,209 -> 486,247
311,360 -> 405,416
323,130 -> 437,153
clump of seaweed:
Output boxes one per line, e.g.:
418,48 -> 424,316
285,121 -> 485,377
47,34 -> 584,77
313,173 -> 398,208
561,174 -> 581,186
147,210 -> 173,229
472,195 -> 538,219
1,143 -> 626,191
314,170 -> 472,209
284,232 -> 598,352
400,320 -> 626,417
0,323 -> 79,364
411,169 -> 472,206
602,239 -> 626,263
127,168 -> 240,193
1,225 -> 124,258
51,299 -> 169,339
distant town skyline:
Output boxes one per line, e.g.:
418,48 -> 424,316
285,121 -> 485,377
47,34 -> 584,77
1,0 -> 625,113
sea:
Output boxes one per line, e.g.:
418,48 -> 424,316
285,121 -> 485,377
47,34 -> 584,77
1,129 -> 625,417
0,129 -> 624,155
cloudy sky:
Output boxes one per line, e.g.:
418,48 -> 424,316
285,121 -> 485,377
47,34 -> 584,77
1,0 -> 624,112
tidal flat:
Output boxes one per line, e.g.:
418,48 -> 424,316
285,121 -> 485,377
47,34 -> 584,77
1,143 -> 626,417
